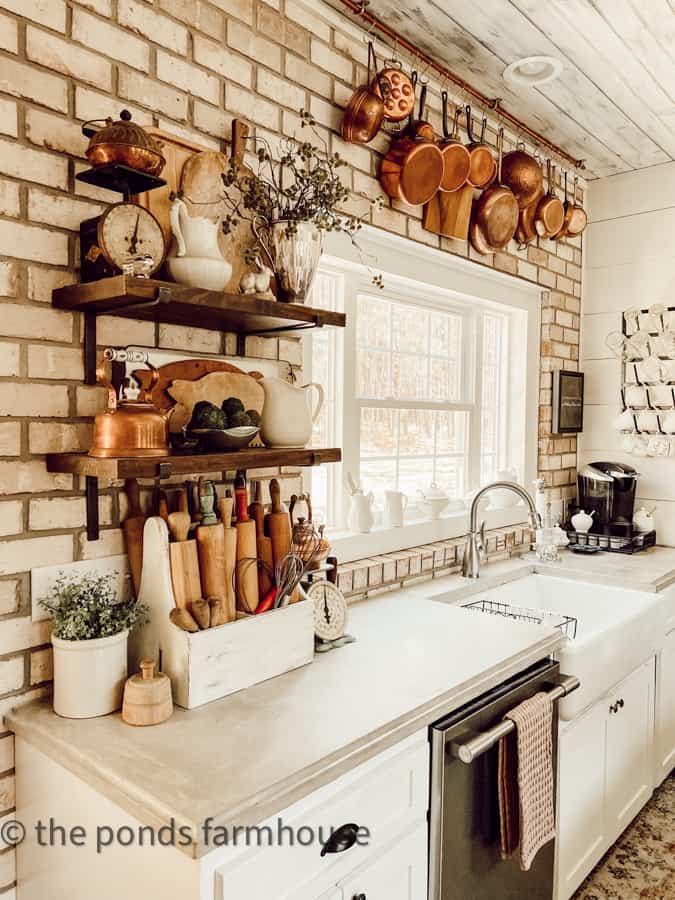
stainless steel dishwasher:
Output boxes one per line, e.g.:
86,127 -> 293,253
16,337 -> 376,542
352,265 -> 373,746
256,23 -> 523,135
428,659 -> 580,899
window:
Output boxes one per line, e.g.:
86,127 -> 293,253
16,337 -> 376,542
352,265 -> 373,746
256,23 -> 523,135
305,228 -> 539,548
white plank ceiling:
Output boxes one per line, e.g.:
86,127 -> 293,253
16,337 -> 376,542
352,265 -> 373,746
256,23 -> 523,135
324,0 -> 675,179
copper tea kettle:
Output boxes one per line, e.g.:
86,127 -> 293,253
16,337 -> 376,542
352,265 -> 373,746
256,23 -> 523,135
90,356 -> 172,458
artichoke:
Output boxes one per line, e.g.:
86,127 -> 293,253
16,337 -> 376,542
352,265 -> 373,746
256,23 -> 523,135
245,409 -> 262,427
188,400 -> 227,431
222,396 -> 245,418
229,410 -> 252,427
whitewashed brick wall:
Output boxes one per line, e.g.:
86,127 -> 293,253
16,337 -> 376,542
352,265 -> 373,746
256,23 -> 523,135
0,0 -> 584,892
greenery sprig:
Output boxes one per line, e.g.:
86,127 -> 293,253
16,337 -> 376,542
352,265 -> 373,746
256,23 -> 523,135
40,572 -> 148,641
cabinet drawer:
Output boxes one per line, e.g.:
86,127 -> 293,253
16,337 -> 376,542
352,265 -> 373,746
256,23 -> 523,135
214,731 -> 429,900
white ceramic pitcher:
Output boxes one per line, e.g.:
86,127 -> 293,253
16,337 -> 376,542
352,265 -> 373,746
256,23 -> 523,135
167,197 -> 232,291
259,377 -> 324,449
348,491 -> 375,533
384,490 -> 408,528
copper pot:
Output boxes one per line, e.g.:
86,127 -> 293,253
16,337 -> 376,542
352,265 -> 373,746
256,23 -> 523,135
341,42 -> 386,145
438,92 -> 471,193
83,110 -> 165,176
90,363 -> 172,458
534,160 -> 564,239
470,128 -> 518,254
371,61 -> 416,123
501,146 -> 543,209
465,107 -> 496,189
557,173 -> 587,239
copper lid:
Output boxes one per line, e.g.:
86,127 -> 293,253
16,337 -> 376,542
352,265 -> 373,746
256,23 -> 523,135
86,109 -> 161,153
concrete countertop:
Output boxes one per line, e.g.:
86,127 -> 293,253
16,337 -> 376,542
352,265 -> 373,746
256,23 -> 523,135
7,575 -> 564,859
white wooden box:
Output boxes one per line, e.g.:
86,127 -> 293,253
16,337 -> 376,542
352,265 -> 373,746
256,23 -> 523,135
130,517 -> 314,709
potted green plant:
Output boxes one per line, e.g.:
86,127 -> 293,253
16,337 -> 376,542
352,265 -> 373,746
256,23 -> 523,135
40,572 -> 148,719
221,110 -> 382,303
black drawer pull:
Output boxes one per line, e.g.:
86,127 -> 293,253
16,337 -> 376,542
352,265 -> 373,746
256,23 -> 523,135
320,823 -> 360,856
353,894 -> 366,900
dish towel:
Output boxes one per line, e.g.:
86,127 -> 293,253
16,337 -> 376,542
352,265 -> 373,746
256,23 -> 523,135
499,691 -> 556,871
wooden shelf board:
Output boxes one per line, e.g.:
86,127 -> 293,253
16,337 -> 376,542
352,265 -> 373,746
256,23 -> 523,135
46,447 -> 342,481
52,276 -> 346,335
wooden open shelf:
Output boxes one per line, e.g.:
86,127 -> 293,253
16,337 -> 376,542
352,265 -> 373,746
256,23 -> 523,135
47,447 -> 341,481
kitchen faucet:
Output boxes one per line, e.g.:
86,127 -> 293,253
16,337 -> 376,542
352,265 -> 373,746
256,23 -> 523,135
462,481 -> 541,579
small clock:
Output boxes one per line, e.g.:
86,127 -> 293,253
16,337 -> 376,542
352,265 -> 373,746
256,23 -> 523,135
80,202 -> 166,282
306,580 -> 349,643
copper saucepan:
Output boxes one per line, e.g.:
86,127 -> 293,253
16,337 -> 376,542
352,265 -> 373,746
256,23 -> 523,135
437,92 -> 471,193
380,77 -> 444,207
341,42 -> 387,145
465,106 -> 496,189
501,144 -> 543,209
470,128 -> 519,255
557,173 -> 587,239
515,186 -> 544,245
371,60 -> 416,123
534,160 -> 564,239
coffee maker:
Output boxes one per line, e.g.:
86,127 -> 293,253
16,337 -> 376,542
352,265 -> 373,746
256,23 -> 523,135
577,462 -> 638,535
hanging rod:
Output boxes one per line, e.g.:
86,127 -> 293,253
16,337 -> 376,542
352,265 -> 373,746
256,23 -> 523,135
337,0 -> 585,171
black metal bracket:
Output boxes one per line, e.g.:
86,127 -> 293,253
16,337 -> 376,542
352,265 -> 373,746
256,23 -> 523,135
82,286 -> 172,383
86,476 -> 99,541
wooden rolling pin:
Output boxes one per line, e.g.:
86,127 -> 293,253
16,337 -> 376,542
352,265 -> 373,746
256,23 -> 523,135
122,478 -> 145,598
267,478 -> 298,603
234,473 -> 259,613
196,521 -> 226,606
219,489 -> 237,622
217,491 -> 234,528
249,481 -> 273,597
167,511 -> 201,612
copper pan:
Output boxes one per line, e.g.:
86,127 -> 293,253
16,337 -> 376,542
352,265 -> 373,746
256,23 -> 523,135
341,42 -> 386,144
371,60 -> 415,123
534,160 -> 564,239
380,77 -> 444,206
470,128 -> 518,253
501,145 -> 543,209
561,174 -> 588,238
437,92 -> 471,193
465,107 -> 496,189
516,186 -> 544,245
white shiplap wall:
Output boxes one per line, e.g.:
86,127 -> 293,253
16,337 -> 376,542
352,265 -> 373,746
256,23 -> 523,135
582,161 -> 675,544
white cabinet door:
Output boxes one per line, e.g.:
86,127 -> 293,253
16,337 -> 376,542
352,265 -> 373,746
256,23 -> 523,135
555,701 -> 607,900
605,658 -> 654,835
337,823 -> 427,900
655,628 -> 675,785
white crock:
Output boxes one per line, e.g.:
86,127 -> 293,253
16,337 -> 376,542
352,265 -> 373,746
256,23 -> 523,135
259,377 -> 324,449
52,630 -> 129,719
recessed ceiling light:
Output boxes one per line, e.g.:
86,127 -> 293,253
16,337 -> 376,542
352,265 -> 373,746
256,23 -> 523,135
503,56 -> 563,87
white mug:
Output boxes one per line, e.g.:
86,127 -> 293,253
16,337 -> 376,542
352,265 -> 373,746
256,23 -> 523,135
384,490 -> 408,528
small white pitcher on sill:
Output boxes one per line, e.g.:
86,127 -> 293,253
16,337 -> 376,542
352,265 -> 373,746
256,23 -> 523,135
384,490 -> 408,528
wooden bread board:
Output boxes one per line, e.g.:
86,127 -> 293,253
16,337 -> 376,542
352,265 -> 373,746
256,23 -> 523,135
423,184 -> 474,240
133,359 -> 247,412
168,370 -> 265,434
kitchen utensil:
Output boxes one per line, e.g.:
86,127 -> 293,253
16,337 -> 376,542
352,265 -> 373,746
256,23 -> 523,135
217,493 -> 234,527
191,598 -> 211,630
196,520 -> 227,604
191,426 -> 260,451
209,597 -> 227,626
198,478 -> 217,525
500,145 -> 543,208
234,473 -> 259,613
347,491 -> 374,533
534,160 -> 564,239
80,201 -> 166,283
132,359 -> 251,418
307,580 -> 349,643
417,482 -> 450,520
407,80 -> 435,142
250,481 -> 274,597
274,552 -> 304,608
470,128 -> 518,253
437,94 -> 471,193
267,477 -> 293,569
423,182 -> 474,240
167,512 -> 201,612
341,42 -> 387,144
156,488 -> 170,523
167,195 -> 232,292
122,478 -> 145,597
167,369 -> 264,435
122,659 -> 173,727
515,186 -> 544,245
169,607 -> 199,632
465,106 -> 496,189
380,74 -> 444,207
83,109 -> 165,175
259,377 -> 323,449
371,60 -> 415,122
560,174 -> 587,238
384,490 -> 408,528
90,362 -> 172,458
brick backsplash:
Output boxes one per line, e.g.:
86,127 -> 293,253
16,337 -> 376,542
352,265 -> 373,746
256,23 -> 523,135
0,0 -> 582,890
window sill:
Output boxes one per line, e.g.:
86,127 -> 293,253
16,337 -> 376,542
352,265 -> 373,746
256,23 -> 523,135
330,505 -> 531,563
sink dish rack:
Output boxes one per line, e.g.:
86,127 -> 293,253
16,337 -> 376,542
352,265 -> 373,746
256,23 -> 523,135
463,598 -> 578,639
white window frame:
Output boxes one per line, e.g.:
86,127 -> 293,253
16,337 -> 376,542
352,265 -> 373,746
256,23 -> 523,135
305,226 -> 542,563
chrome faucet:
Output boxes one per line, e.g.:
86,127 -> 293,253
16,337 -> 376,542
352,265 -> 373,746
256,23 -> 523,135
462,481 -> 541,579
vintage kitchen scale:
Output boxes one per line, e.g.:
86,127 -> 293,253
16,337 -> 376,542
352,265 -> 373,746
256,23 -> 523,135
77,110 -> 168,282
300,563 -> 355,653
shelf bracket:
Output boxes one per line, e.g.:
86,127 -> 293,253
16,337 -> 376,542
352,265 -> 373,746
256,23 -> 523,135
246,320 -> 323,338
85,476 -> 99,541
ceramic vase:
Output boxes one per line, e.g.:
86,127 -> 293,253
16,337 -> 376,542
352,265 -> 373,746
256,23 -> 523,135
52,630 -> 129,719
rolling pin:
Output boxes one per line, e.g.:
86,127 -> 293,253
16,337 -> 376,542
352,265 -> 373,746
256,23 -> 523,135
249,481 -> 274,597
234,473 -> 259,613
155,488 -> 169,524
218,490 -> 236,622
217,490 -> 234,527
196,520 -> 226,603
122,478 -> 145,598
267,478 -> 298,603
167,511 -> 201,612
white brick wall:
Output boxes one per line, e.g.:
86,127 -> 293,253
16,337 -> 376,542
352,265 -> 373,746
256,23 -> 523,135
0,0 -> 584,893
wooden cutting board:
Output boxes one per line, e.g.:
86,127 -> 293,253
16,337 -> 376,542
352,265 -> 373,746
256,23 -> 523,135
122,478 -> 145,598
168,371 -> 265,433
423,184 -> 474,240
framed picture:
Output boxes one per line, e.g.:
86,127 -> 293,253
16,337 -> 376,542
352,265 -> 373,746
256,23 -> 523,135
552,369 -> 584,434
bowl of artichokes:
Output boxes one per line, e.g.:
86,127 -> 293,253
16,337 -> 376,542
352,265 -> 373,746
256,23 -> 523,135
187,397 -> 261,451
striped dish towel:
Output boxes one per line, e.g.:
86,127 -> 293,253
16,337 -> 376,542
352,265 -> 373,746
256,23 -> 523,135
502,691 -> 556,871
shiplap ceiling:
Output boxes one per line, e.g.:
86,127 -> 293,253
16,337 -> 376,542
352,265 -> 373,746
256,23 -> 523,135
326,0 -> 675,179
